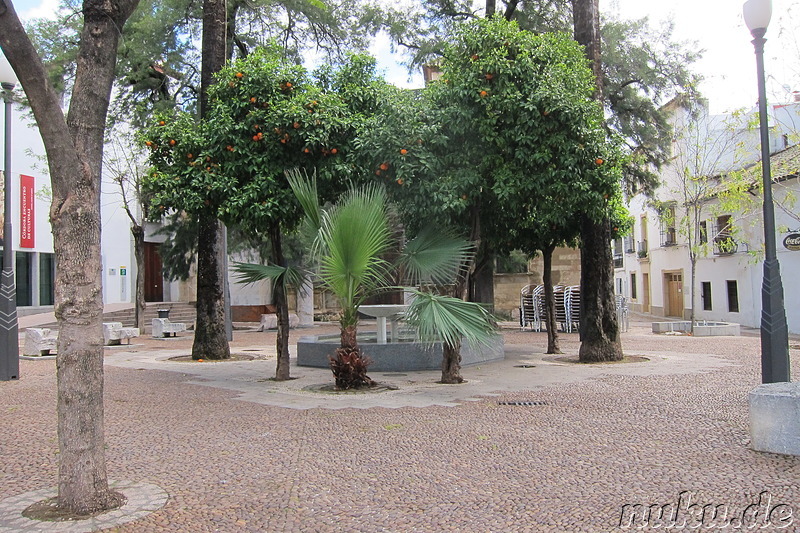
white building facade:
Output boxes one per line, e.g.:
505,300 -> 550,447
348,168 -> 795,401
614,97 -> 800,334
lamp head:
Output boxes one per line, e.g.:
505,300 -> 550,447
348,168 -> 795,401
743,0 -> 772,35
0,52 -> 16,89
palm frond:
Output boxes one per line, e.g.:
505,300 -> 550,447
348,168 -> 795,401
232,262 -> 309,289
286,168 -> 322,231
317,182 -> 393,310
398,228 -> 474,285
404,290 -> 497,350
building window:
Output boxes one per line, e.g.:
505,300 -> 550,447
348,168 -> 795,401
617,277 -> 624,294
701,281 -> 712,311
624,235 -> 635,253
40,253 -> 56,306
630,273 -> 637,300
613,239 -> 624,268
714,215 -> 737,255
727,280 -> 739,313
15,252 -> 33,307
660,204 -> 677,246
699,221 -> 708,244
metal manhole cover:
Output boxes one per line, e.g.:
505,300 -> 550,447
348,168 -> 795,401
514,364 -> 536,368
498,401 -> 549,406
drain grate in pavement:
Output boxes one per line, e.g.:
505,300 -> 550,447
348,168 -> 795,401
514,364 -> 536,368
498,400 -> 549,406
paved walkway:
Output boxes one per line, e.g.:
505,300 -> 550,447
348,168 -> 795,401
1,317 -> 799,531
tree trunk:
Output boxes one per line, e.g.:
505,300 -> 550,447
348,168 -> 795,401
443,202 -> 481,383
441,339 -> 464,384
0,0 -> 139,514
191,0 -> 230,360
542,244 -> 561,354
571,0 -> 603,97
572,0 -> 621,362
469,244 -> 494,310
132,224 -> 145,331
200,0 -> 227,118
485,0 -> 496,17
270,223 -> 291,380
192,213 -> 230,359
578,216 -> 622,362
690,257 -> 697,335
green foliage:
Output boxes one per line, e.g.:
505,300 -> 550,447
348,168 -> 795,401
142,48 -> 389,238
25,6 -> 81,96
357,17 -> 628,260
373,2 -> 701,196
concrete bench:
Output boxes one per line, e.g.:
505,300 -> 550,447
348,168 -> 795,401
258,313 -> 299,331
23,328 -> 58,356
152,318 -> 187,338
103,322 -> 140,345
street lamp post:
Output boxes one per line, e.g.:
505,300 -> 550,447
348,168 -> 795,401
743,0 -> 790,383
0,54 -> 18,381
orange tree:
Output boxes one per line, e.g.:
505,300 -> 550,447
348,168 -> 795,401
351,16 -> 628,381
142,47 -> 384,377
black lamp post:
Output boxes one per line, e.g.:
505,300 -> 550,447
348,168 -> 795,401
743,0 -> 791,383
0,54 -> 18,381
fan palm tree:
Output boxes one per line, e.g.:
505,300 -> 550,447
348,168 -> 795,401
235,169 -> 498,388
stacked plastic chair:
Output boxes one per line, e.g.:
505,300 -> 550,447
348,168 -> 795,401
615,295 -> 630,332
564,285 -> 581,333
520,285 -> 537,330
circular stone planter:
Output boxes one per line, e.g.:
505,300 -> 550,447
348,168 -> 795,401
297,332 -> 505,372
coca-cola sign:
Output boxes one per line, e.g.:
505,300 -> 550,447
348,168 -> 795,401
784,233 -> 800,251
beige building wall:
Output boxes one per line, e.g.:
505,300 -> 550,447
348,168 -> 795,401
493,247 -> 582,318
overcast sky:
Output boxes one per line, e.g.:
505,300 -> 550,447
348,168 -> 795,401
13,0 -> 800,114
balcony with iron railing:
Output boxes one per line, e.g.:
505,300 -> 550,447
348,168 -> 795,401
660,227 -> 677,247
713,235 -> 738,255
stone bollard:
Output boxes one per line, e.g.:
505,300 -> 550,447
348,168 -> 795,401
749,382 -> 800,456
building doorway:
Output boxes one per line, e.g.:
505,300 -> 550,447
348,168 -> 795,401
642,273 -> 650,313
144,242 -> 164,302
664,272 -> 683,318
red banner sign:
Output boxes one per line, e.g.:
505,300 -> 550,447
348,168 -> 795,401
20,174 -> 34,248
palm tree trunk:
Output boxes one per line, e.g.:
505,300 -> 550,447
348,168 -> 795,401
441,339 -> 464,384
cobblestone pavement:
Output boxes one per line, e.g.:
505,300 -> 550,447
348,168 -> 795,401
1,317 -> 799,532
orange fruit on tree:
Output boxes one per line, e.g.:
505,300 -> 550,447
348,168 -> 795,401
250,97 -> 256,103
375,170 -> 381,176
479,90 -> 488,97
226,145 -> 234,152
159,120 -> 165,126
595,158 -> 604,165
396,178 -> 404,185
253,135 -> 260,141
228,81 -> 236,87
303,148 -> 310,153
400,148 -> 408,155
485,73 -> 493,80
293,122 -> 300,129
330,148 -> 338,155
187,153 -> 193,159
145,140 -> 153,147
471,54 -> 479,61
380,163 -> 389,171
169,139 -> 176,146
235,72 -> 244,78
285,82 -> 293,88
